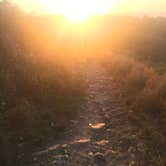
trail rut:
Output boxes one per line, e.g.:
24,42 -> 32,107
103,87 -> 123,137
30,62 -> 147,166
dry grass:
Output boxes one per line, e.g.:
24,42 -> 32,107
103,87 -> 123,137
0,4 -> 88,164
103,54 -> 166,165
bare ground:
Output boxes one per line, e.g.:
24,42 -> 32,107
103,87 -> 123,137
26,62 -> 149,166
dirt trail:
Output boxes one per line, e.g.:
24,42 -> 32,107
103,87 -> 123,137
30,62 -> 147,166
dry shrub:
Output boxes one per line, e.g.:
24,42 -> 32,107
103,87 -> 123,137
103,54 -> 133,82
123,63 -> 150,104
103,54 -> 154,104
103,54 -> 166,115
0,7 -> 88,157
133,75 -> 166,114
103,54 -> 166,164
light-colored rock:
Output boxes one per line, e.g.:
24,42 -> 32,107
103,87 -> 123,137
96,140 -> 109,146
72,138 -> 90,144
129,161 -> 135,166
94,152 -> 105,159
61,144 -> 68,148
48,144 -> 60,151
89,123 -> 106,129
88,152 -> 94,156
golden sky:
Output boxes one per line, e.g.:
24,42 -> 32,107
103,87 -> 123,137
11,0 -> 166,16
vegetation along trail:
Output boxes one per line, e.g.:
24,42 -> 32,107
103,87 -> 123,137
30,61 -> 148,166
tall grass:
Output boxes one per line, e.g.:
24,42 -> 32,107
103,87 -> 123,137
0,2 -> 87,165
102,54 -> 166,165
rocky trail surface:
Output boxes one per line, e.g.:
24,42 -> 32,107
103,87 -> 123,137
28,62 -> 147,166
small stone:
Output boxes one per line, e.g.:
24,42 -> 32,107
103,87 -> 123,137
89,123 -> 105,129
53,154 -> 69,160
96,140 -> 109,146
129,161 -> 135,166
128,146 -> 133,153
104,114 -> 109,119
33,157 -> 37,161
79,116 -> 84,119
94,152 -> 105,159
1,102 -> 6,106
61,144 -> 68,148
35,149 -> 48,155
131,153 -> 135,159
19,137 -> 24,141
129,110 -> 133,113
50,122 -> 55,127
105,149 -> 118,157
106,129 -> 112,132
137,142 -> 145,152
48,144 -> 60,151
88,152 -> 93,156
102,108 -> 106,111
73,138 -> 90,144
51,160 -> 57,164
94,152 -> 106,165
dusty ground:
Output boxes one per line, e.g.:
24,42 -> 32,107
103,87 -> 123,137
25,62 -> 149,166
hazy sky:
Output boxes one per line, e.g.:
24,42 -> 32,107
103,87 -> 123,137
10,0 -> 166,16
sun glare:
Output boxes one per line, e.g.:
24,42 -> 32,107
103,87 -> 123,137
36,0 -> 114,22
64,10 -> 90,23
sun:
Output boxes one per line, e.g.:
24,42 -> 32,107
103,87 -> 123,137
36,0 -> 114,22
63,8 -> 91,22
63,11 -> 89,22
60,0 -> 100,22
62,0 -> 114,22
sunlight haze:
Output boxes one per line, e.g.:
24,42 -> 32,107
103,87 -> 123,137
11,0 -> 166,16
1,0 -> 166,165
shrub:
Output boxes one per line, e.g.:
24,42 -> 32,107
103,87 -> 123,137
133,75 -> 166,114
0,3 -> 87,164
102,54 -> 166,165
